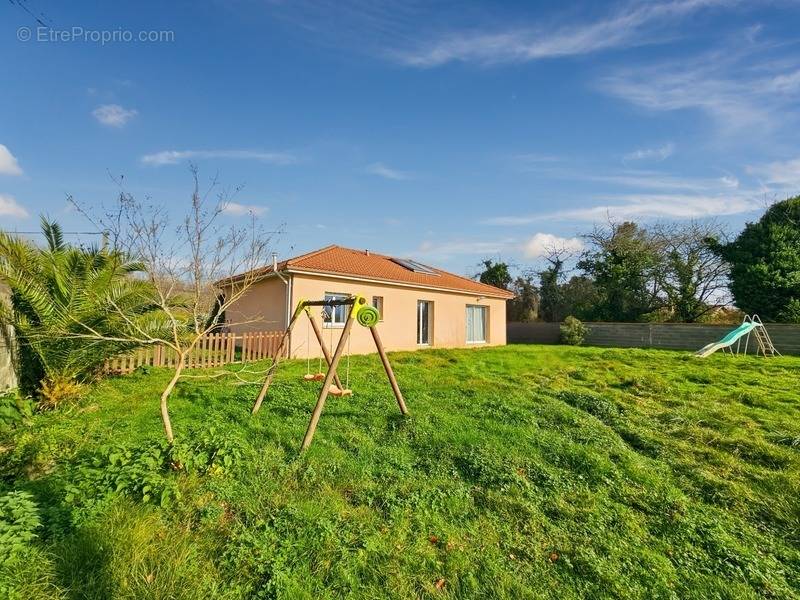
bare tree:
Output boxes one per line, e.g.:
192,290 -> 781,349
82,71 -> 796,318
651,221 -> 730,322
70,166 -> 278,442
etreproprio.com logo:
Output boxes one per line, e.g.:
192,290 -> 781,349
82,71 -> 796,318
17,26 -> 175,45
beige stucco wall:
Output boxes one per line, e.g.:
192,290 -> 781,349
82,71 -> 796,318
223,276 -> 288,334
288,273 -> 507,357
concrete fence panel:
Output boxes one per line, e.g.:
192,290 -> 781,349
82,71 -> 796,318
507,321 -> 800,355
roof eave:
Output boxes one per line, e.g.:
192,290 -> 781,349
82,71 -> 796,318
284,267 -> 515,299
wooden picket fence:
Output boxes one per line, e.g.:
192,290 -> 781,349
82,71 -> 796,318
103,330 -> 285,375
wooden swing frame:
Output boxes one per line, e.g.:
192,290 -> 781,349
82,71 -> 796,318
251,294 -> 409,450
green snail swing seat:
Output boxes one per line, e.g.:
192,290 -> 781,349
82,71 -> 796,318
251,294 -> 408,450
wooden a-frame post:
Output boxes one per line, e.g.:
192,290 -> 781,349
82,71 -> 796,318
251,308 -> 300,414
250,294 -> 409,451
300,297 -> 408,451
300,302 -> 358,450
370,325 -> 408,416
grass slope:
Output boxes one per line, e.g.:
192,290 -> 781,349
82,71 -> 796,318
1,344 -> 799,599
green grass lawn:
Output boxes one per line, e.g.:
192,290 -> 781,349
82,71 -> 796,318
1,344 -> 799,599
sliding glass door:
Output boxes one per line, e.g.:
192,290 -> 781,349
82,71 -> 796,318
466,305 -> 488,343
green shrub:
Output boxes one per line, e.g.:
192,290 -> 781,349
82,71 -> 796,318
65,441 -> 180,511
170,426 -> 243,475
63,427 -> 242,511
0,390 -> 35,432
0,218 -> 160,403
0,491 -> 41,565
560,315 -> 588,345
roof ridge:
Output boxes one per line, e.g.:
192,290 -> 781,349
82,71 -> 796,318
285,244 -> 339,266
429,266 -> 510,296
298,245 -> 512,298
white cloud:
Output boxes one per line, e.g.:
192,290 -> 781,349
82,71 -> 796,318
601,68 -> 763,130
365,162 -> 412,180
141,149 -> 298,167
0,144 -> 23,176
623,143 -> 675,163
486,176 -> 762,225
585,171 -> 738,192
523,233 -> 583,258
770,69 -> 800,93
485,164 -> 760,225
92,104 -> 138,127
0,194 -> 28,218
553,193 -> 757,221
221,202 -> 269,217
393,0 -> 731,67
414,238 -> 516,258
488,193 -> 759,225
747,157 -> 800,190
598,41 -> 800,134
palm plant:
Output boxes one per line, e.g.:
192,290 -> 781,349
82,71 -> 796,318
0,218 -> 164,407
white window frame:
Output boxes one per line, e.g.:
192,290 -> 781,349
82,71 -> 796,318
417,300 -> 433,346
466,304 -> 488,344
322,292 -> 349,328
372,296 -> 384,321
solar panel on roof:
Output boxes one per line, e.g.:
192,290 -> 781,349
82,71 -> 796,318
391,257 -> 439,275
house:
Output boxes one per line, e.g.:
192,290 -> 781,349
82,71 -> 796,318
222,245 -> 514,357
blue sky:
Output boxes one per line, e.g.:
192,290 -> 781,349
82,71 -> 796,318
2,0 -> 800,276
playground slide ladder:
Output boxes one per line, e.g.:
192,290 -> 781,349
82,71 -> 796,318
751,315 -> 780,357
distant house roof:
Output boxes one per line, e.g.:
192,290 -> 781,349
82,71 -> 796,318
224,245 -> 514,299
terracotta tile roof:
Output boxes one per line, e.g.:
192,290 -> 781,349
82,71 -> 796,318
229,245 -> 514,299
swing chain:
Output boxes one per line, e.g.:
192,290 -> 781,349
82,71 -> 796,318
345,323 -> 352,389
305,316 -> 311,376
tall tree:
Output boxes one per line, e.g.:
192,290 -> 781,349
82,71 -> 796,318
559,275 -> 600,321
537,246 -> 594,322
507,272 -> 539,322
710,196 -> 800,322
651,222 -> 730,322
477,260 -> 512,290
538,252 -> 567,322
578,221 -> 662,322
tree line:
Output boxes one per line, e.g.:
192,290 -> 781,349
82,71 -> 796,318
478,195 -> 800,324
